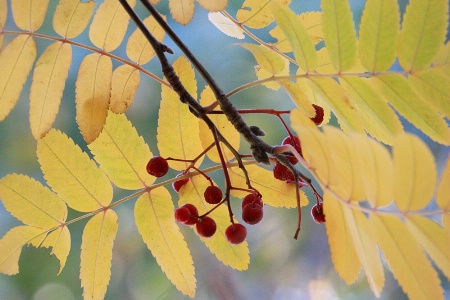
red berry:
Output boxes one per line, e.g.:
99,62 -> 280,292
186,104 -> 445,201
225,224 -> 247,245
204,186 -> 223,204
146,156 -> 169,177
196,216 -> 217,237
311,203 -> 325,224
311,104 -> 324,125
174,206 -> 191,223
273,162 -> 295,182
172,173 -> 189,192
242,203 -> 264,225
241,193 -> 263,209
282,135 -> 302,160
181,203 -> 199,225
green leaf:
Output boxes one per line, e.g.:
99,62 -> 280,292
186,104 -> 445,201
321,0 -> 357,71
358,0 -> 399,72
397,0 -> 448,72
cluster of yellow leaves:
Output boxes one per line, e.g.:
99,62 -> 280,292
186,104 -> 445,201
211,0 -> 450,147
291,110 -> 450,299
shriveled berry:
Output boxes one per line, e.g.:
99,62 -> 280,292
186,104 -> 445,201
242,203 -> 264,225
273,162 -> 295,182
196,216 -> 217,237
172,173 -> 189,192
182,203 -> 199,225
311,104 -> 324,125
174,206 -> 191,223
282,135 -> 302,161
241,193 -> 263,209
311,203 -> 325,224
225,223 -> 247,245
146,156 -> 169,177
204,186 -> 223,204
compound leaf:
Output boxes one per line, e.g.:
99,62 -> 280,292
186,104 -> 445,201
371,215 -> 443,300
157,56 -> 202,170
135,188 -> 196,297
397,0 -> 448,72
30,41 -> 72,139
358,0 -> 399,72
88,110 -> 155,190
393,133 -> 437,212
11,0 -> 49,31
109,64 -> 140,114
321,0 -> 357,71
37,129 -> 113,212
53,0 -> 96,38
0,36 -> 36,122
89,0 -> 135,51
0,226 -> 46,275
0,174 -> 67,228
179,176 -> 250,271
76,53 -> 112,143
80,210 -> 118,300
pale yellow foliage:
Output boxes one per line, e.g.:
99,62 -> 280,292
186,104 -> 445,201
208,12 -> 245,39
80,210 -> 118,300
76,53 -> 112,143
33,226 -> 71,275
53,0 -> 96,38
169,0 -> 195,26
135,188 -> 196,297
30,41 -> 72,140
197,0 -> 227,11
436,155 -> 450,211
88,111 -> 155,190
12,0 -> 49,31
237,0 -> 290,29
0,36 -> 36,121
109,65 -> 140,114
37,129 -> 113,212
280,80 -> 316,118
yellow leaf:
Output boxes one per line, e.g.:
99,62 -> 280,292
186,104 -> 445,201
208,12 -> 245,40
0,35 -> 36,121
324,192 -> 361,284
53,0 -> 96,38
270,12 -> 323,52
229,165 -> 308,208
271,2 -> 317,72
0,0 -> 6,36
0,226 -> 46,275
393,133 -> 437,212
109,65 -> 140,114
157,56 -> 203,170
237,0 -> 290,29
88,111 -> 155,190
340,77 -> 403,144
433,42 -> 450,65
397,0 -> 448,72
322,126 -> 366,201
34,226 -> 71,275
314,47 -> 336,74
0,174 -> 67,228
80,210 -> 118,300
350,134 -> 393,207
11,0 -> 49,31
76,53 -> 112,143
197,0 -> 227,11
290,108 -> 320,130
371,214 -> 444,300
169,0 -> 195,26
255,57 -> 289,90
126,15 -> 166,64
406,216 -> 450,281
436,155 -> 450,210
279,80 -> 316,117
375,74 -> 450,145
343,208 -> 384,296
179,176 -> 250,270
199,86 -> 240,163
89,0 -> 135,51
409,69 -> 450,119
321,0 -> 357,71
240,43 -> 285,75
135,188 -> 196,297
37,129 -> 113,212
30,41 -> 72,140
358,0 -> 399,72
308,77 -> 364,133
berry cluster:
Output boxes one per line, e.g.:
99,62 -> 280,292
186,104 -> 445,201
175,204 -> 217,237
273,135 -> 305,184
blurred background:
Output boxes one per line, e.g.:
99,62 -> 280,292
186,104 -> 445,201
0,0 -> 448,299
